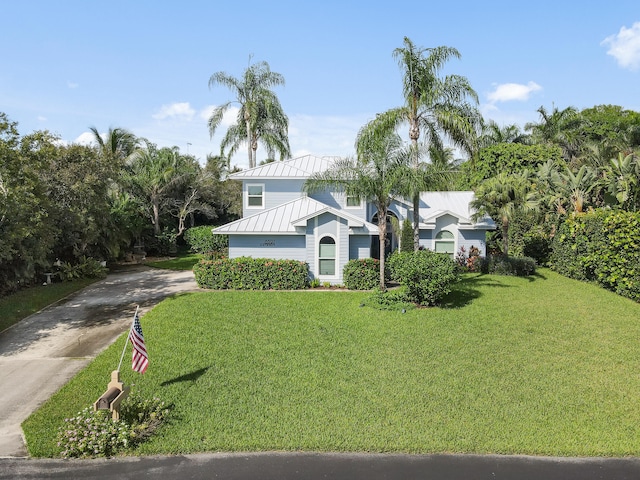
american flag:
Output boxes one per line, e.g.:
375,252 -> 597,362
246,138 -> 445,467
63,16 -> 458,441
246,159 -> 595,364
129,313 -> 149,374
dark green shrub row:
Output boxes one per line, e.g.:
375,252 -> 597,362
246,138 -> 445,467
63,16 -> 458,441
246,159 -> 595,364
387,250 -> 458,306
551,210 -> 640,301
343,258 -> 388,290
477,255 -> 536,276
193,257 -> 308,290
184,226 -> 228,254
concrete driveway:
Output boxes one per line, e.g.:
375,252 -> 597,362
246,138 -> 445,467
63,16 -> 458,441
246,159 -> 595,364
0,266 -> 199,457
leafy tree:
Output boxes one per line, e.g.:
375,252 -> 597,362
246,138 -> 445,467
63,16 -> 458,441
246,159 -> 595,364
477,120 -> 531,149
374,37 -> 480,249
603,152 -> 640,211
125,144 -> 199,236
208,58 -> 290,168
460,143 -> 564,188
304,125 -> 410,290
89,126 -> 138,167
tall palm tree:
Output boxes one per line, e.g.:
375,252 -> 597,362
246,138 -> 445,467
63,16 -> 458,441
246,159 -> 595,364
471,171 -> 537,256
304,125 -> 410,290
375,37 -> 481,249
477,120 -> 530,149
208,58 -> 290,168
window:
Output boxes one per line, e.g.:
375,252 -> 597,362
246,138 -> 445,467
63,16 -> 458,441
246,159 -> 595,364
346,194 -> 361,208
247,184 -> 264,208
435,230 -> 455,257
319,236 -> 336,276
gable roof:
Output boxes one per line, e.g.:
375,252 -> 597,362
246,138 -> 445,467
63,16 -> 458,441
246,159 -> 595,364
213,196 -> 378,235
419,191 -> 495,229
229,155 -> 339,180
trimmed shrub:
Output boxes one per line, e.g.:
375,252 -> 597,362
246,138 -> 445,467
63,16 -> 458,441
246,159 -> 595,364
477,255 -> 536,276
55,256 -> 108,281
193,257 -> 308,290
551,210 -> 640,301
362,287 -> 416,311
343,258 -> 387,290
184,226 -> 228,255
387,250 -> 458,306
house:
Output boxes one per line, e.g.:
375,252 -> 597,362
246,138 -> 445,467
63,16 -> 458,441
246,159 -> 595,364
212,155 -> 495,284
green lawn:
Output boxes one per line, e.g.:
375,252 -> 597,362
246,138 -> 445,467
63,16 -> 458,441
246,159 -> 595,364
23,269 -> 640,457
145,253 -> 202,270
0,278 -> 98,333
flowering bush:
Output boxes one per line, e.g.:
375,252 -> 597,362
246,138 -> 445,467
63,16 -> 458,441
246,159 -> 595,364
57,393 -> 169,458
455,246 -> 481,272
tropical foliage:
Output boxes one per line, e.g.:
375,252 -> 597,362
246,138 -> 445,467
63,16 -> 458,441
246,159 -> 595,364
0,113 -> 241,296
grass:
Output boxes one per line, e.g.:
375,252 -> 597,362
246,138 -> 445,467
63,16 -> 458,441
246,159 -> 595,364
145,253 -> 201,270
0,278 -> 98,332
22,269 -> 640,457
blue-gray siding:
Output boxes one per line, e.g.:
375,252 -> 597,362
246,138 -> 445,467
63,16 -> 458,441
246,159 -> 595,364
228,235 -> 307,261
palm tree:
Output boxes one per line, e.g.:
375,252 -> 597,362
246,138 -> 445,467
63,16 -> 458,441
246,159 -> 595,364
89,126 -> 138,166
525,105 -> 582,164
477,120 -> 530,149
375,37 -> 481,250
604,152 -> 640,211
304,125 -> 410,290
471,171 -> 537,256
208,58 -> 290,168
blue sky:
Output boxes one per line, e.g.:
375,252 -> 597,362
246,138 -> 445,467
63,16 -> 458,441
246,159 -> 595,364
2,1 -> 639,169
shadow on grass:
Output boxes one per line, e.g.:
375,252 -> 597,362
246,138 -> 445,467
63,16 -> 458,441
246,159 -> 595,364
161,366 -> 210,387
440,274 -> 514,309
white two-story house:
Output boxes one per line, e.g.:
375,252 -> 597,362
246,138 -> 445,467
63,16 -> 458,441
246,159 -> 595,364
212,155 -> 495,284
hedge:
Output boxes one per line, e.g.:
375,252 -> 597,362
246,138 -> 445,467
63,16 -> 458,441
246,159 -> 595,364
343,258 -> 387,290
551,209 -> 640,301
477,255 -> 537,276
193,257 -> 308,290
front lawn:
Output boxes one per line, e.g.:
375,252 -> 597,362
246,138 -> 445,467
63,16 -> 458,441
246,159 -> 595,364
23,269 -> 640,457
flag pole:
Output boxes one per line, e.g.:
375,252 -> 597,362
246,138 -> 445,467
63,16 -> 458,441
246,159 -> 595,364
118,305 -> 139,372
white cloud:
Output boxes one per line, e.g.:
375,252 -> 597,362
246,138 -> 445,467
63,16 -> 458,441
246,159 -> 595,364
74,131 -> 98,146
152,102 -> 195,120
602,21 -> 640,71
199,105 -> 240,127
487,81 -> 542,103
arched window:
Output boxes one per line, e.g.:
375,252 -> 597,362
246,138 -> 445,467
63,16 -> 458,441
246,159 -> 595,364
435,230 -> 455,257
319,236 -> 336,276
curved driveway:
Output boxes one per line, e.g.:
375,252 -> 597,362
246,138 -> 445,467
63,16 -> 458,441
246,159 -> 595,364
0,266 -> 199,458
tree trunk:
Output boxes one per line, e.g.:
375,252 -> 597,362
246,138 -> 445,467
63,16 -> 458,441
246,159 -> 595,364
412,194 -> 420,251
245,117 -> 254,169
501,217 -> 509,256
152,201 -> 160,235
378,213 -> 387,291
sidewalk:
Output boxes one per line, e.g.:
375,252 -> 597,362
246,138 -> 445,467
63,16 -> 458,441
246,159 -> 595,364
0,266 -> 199,457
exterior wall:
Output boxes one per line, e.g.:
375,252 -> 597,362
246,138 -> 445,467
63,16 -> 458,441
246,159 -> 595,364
228,235 -> 307,261
309,189 -> 367,222
242,179 -> 306,216
349,235 -> 371,260
304,212 -> 351,285
458,229 -> 488,257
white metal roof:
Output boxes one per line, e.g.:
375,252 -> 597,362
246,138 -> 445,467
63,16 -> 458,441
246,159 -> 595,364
419,191 -> 495,229
229,155 -> 339,180
212,196 -> 378,235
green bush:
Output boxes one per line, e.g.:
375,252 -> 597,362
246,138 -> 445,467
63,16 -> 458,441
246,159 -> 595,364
343,258 -> 386,290
551,210 -> 640,301
193,257 -> 308,290
184,226 -> 228,255
477,255 -> 537,276
362,287 -> 416,311
387,250 -> 458,306
55,256 -> 108,282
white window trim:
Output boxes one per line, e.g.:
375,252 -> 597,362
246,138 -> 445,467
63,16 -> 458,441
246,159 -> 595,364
317,233 -> 339,280
246,183 -> 265,209
344,193 -> 363,209
434,229 -> 456,257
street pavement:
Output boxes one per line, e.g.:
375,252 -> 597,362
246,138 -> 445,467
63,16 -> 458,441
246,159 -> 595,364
1,266 -> 640,479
